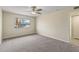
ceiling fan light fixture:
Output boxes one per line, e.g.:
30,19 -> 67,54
31,11 -> 37,14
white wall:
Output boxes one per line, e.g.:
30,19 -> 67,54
3,11 -> 36,39
0,9 -> 2,43
37,10 -> 72,42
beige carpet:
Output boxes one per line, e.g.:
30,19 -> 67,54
0,34 -> 79,52
71,38 -> 79,46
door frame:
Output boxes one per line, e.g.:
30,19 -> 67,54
70,15 -> 79,41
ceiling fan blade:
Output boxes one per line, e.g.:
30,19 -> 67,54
36,12 -> 41,14
36,9 -> 42,11
74,6 -> 79,9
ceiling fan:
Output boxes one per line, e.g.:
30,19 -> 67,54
74,6 -> 79,9
24,6 -> 42,15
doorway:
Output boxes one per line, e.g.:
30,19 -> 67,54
71,15 -> 79,45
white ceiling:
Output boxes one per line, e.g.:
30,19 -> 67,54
0,6 -> 74,16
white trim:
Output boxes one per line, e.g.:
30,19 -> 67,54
70,12 -> 79,42
0,8 -> 2,44
70,16 -> 73,42
38,33 -> 70,43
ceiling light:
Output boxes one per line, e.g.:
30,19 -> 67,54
31,12 -> 37,14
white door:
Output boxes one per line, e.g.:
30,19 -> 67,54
72,16 -> 79,39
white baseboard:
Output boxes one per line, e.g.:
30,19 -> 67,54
37,33 -> 70,43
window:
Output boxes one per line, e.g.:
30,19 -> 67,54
15,18 -> 30,28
